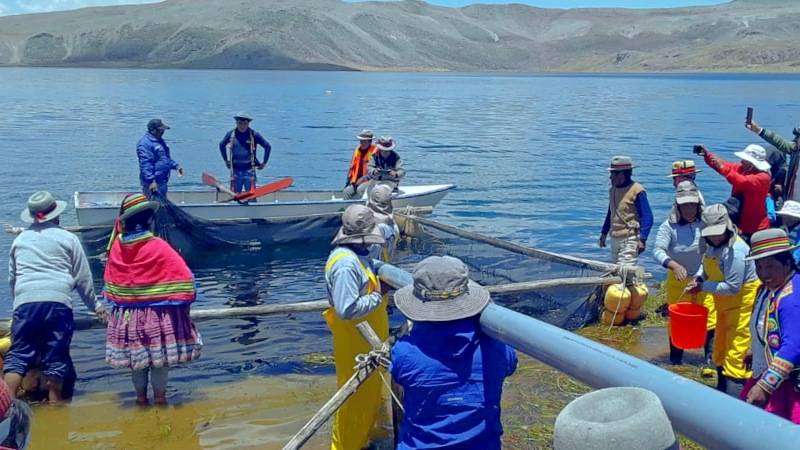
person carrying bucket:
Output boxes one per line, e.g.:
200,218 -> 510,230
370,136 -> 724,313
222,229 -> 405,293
740,228 -> 800,423
324,205 -> 389,450
652,181 -> 716,375
687,204 -> 760,397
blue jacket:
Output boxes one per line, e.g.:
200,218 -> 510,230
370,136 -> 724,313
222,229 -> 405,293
137,132 -> 179,185
390,318 -> 518,450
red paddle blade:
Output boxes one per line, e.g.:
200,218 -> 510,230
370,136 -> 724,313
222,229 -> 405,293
201,172 -> 220,187
236,177 -> 293,201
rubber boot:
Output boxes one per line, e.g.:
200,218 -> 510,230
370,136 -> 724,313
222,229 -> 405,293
716,367 -> 746,398
716,367 -> 727,393
669,339 -> 684,365
701,329 -> 716,378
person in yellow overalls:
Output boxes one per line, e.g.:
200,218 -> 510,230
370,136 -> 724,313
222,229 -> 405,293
324,204 -> 389,450
652,181 -> 716,376
688,204 -> 760,397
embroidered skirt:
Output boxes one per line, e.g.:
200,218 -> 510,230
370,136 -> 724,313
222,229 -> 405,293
105,304 -> 202,370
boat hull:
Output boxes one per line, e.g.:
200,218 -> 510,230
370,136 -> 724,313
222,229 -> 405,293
74,184 -> 454,227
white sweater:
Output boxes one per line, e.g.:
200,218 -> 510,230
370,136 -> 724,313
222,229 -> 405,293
9,222 -> 96,312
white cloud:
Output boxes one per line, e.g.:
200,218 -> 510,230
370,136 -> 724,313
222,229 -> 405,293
0,0 -> 161,15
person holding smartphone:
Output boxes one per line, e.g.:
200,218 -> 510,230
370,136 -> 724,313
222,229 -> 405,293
746,115 -> 797,203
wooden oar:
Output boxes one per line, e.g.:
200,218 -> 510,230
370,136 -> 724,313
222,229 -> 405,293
201,172 -> 237,197
235,176 -> 293,202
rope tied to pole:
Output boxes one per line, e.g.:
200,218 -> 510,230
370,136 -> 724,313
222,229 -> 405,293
352,342 -> 406,414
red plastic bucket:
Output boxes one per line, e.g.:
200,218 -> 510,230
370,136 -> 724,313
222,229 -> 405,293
668,303 -> 709,350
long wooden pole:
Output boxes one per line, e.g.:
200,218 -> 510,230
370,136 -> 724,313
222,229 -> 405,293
282,322 -> 384,450
395,214 -> 619,273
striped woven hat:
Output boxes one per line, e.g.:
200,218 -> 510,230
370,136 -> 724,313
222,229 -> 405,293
668,160 -> 701,178
607,155 -> 635,171
746,228 -> 800,261
119,193 -> 159,221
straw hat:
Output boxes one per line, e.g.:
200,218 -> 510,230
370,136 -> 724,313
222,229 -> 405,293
331,205 -> 385,246
746,228 -> 800,261
735,144 -> 771,172
777,200 -> 800,221
118,193 -> 159,222
608,156 -> 635,172
356,129 -> 374,141
376,136 -> 396,151
234,111 -> 254,121
367,184 -> 394,215
394,256 -> 491,322
701,204 -> 736,237
20,191 -> 67,223
667,160 -> 701,178
553,387 -> 677,450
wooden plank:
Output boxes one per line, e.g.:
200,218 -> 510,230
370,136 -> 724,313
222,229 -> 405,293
396,214 -> 619,273
486,275 -> 622,295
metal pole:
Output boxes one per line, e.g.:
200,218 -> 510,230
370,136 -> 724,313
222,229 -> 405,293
479,303 -> 800,449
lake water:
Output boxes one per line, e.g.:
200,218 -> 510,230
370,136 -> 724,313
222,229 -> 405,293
1,68 -> 800,419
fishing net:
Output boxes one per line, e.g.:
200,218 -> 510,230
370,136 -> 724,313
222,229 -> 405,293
392,218 -> 608,329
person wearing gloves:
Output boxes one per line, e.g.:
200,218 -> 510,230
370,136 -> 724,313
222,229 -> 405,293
5,192 -> 103,403
391,256 -> 517,450
652,181 -> 716,374
777,200 -> 800,265
696,144 -> 771,240
741,228 -> 800,423
366,184 -> 399,263
323,204 -> 388,450
687,204 -> 761,397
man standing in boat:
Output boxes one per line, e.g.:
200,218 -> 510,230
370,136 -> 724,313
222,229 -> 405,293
598,156 -> 653,267
342,129 -> 377,199
218,112 -> 272,194
137,119 -> 184,198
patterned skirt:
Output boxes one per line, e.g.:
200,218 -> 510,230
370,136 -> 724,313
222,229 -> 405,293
105,304 -> 202,370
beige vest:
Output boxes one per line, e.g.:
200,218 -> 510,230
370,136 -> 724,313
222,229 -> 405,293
609,182 -> 644,238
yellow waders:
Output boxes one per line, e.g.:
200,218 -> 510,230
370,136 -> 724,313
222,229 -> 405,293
703,249 -> 758,380
323,251 -> 389,450
666,271 -> 716,331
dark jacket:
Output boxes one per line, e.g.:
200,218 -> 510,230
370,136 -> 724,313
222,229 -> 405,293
368,150 -> 406,182
390,317 -> 517,450
137,132 -> 179,185
218,128 -> 271,171
760,127 -> 800,195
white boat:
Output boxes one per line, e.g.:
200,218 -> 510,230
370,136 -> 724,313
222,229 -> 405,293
74,184 -> 455,227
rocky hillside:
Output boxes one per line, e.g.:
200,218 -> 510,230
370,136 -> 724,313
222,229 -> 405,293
0,0 -> 798,72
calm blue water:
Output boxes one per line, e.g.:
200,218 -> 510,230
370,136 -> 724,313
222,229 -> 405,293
1,69 -> 800,396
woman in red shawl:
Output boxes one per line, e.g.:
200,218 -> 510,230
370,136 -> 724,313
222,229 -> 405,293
101,194 -> 202,406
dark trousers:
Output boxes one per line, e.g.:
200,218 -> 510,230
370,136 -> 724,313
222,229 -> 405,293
4,302 -> 74,381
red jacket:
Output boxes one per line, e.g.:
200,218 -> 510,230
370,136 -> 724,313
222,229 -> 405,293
705,151 -> 770,235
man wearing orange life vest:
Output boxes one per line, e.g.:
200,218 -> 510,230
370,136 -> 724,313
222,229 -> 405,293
342,129 -> 377,199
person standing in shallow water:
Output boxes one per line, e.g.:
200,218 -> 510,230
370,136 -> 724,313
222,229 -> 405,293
137,119 -> 184,198
5,191 -> 103,403
218,112 -> 272,194
323,205 -> 388,450
598,156 -> 653,267
101,194 -> 202,406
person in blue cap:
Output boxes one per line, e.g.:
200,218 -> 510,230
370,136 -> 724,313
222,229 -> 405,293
218,112 -> 272,193
136,119 -> 184,198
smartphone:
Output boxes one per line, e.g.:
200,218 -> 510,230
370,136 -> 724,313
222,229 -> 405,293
746,107 -> 754,125
693,145 -> 703,155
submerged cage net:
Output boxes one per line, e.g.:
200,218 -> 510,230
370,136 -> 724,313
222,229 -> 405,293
393,217 -> 610,329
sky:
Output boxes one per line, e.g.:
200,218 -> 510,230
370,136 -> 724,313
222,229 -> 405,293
0,0 -> 729,16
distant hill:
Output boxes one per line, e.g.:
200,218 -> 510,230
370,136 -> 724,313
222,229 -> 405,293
0,0 -> 799,72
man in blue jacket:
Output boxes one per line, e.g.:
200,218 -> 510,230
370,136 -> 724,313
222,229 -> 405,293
137,119 -> 183,198
218,112 -> 272,193
392,256 -> 518,450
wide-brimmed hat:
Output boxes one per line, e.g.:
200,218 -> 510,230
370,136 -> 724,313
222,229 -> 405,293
331,204 -> 385,246
746,228 -> 800,261
367,184 -> 393,215
675,180 -> 701,205
701,203 -> 736,237
118,193 -> 159,222
395,256 -> 491,322
356,129 -> 374,141
735,144 -> 771,172
667,160 -> 701,178
777,200 -> 800,221
20,191 -> 68,223
553,387 -> 677,450
376,136 -> 396,151
234,111 -> 254,121
607,155 -> 635,172
147,119 -> 170,132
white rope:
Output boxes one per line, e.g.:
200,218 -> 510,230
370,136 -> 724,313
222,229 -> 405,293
353,343 -> 405,413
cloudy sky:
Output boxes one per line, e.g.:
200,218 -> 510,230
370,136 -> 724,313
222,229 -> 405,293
0,0 -> 727,16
